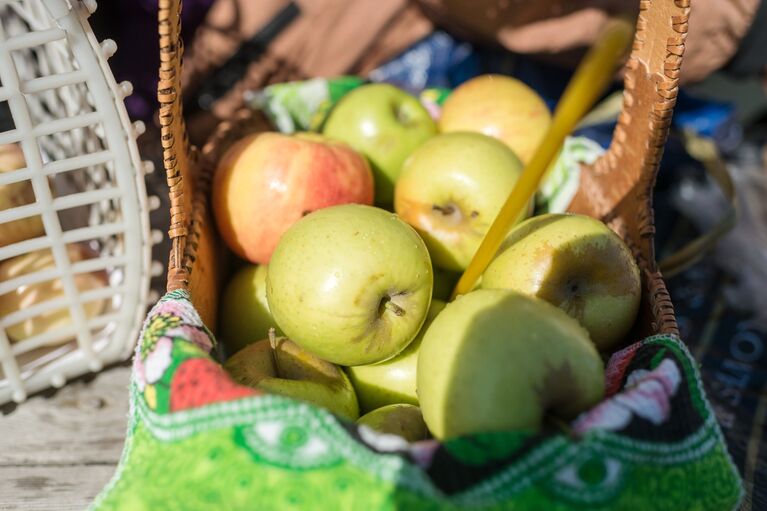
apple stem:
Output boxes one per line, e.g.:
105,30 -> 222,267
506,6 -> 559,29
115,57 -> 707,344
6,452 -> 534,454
384,299 -> 406,317
268,328 -> 282,376
432,204 -> 456,216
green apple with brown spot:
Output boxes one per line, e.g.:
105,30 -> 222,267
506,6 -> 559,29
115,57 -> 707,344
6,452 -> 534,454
357,404 -> 429,442
224,332 -> 359,420
481,213 -> 641,350
418,289 -> 604,439
347,299 -> 445,412
267,204 -> 433,366
395,132 -> 529,272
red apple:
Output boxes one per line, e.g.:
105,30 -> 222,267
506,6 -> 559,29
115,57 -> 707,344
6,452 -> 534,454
212,132 -> 374,264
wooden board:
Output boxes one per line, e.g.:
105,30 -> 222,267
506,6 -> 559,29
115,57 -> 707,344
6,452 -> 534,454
0,365 -> 130,511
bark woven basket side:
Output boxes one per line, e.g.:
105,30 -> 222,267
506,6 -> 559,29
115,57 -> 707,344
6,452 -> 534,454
158,0 -> 687,340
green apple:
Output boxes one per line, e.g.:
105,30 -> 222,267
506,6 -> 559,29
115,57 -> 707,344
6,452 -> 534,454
267,204 -> 433,366
218,264 -> 282,353
394,132 -> 529,272
224,332 -> 359,420
357,404 -> 429,442
439,74 -> 551,164
481,213 -> 641,351
418,289 -> 604,439
347,300 -> 445,412
322,83 -> 437,205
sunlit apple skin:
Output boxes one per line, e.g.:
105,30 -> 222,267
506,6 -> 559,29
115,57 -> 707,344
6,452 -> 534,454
224,337 -> 359,420
439,74 -> 551,164
267,204 -> 433,366
0,144 -> 45,247
0,243 -> 108,343
322,83 -> 437,205
218,264 -> 282,353
417,289 -> 604,440
395,132 -> 528,272
212,132 -> 374,264
347,300 -> 445,412
357,404 -> 429,442
481,214 -> 641,351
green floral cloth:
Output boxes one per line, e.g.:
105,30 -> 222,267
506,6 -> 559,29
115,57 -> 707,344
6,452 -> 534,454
90,290 -> 742,510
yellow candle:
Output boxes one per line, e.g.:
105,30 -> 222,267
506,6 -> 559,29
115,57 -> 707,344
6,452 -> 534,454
451,18 -> 634,300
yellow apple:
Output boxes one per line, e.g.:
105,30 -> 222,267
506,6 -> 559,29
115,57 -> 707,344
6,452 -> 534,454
439,74 -> 551,163
395,132 -> 528,272
481,213 -> 641,350
0,143 -> 45,247
357,404 -> 429,442
346,300 -> 445,412
417,289 -> 604,439
0,243 -> 109,343
218,264 -> 282,353
224,333 -> 359,420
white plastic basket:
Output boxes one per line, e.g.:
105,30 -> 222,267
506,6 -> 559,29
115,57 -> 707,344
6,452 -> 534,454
0,0 -> 152,403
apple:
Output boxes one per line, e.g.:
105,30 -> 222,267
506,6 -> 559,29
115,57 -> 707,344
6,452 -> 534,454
322,83 -> 437,205
218,264 -> 282,354
0,143 -> 45,247
481,213 -> 641,351
267,204 -> 433,366
224,331 -> 359,420
394,132 -> 528,272
346,300 -> 445,412
439,74 -> 551,164
357,404 -> 429,442
212,131 -> 374,264
0,243 -> 109,343
417,289 -> 604,439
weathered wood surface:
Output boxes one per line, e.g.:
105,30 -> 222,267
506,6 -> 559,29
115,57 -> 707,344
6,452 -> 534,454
0,365 -> 130,511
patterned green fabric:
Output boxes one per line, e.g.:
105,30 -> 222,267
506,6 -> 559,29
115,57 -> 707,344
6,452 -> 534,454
90,290 -> 742,510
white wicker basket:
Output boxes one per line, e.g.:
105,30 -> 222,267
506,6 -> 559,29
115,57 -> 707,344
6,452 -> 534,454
0,0 -> 152,404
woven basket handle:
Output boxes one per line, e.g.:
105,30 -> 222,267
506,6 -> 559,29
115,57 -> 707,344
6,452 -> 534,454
569,0 -> 691,271
159,0 -> 197,292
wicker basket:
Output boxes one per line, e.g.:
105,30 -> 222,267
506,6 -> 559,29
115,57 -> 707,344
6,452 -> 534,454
0,0 -> 155,404
102,1 -> 750,508
159,0 -> 684,342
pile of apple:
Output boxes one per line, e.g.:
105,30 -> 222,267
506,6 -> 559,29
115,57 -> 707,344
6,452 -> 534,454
214,75 -> 641,441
